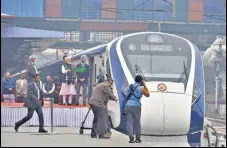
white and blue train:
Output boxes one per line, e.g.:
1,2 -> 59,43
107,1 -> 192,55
25,32 -> 207,146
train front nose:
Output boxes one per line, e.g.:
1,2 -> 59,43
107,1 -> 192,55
140,93 -> 164,135
140,91 -> 191,135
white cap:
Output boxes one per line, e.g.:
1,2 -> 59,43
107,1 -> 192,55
29,55 -> 35,59
80,54 -> 87,60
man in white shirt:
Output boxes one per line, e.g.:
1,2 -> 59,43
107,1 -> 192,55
16,74 -> 27,103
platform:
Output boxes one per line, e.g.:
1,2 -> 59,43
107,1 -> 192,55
1,103 -> 93,127
1,127 -> 191,147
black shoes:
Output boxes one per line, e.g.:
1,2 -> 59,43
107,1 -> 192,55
99,134 -> 111,139
91,135 -> 97,138
135,139 -> 142,143
129,137 -> 142,143
129,137 -> 135,143
14,124 -> 48,133
129,140 -> 135,143
38,128 -> 48,133
14,123 -> 48,133
14,123 -> 19,132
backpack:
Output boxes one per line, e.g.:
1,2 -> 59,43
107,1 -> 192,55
123,84 -> 140,115
125,84 -> 140,102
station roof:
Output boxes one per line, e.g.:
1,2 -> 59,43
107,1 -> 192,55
1,13 -> 64,38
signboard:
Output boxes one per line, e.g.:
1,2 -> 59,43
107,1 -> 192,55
121,33 -> 191,55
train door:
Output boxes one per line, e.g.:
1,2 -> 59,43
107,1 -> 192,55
87,54 -> 104,99
90,54 -> 106,88
88,56 -> 95,99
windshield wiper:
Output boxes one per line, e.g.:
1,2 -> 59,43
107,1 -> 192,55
177,61 -> 188,82
135,64 -> 147,81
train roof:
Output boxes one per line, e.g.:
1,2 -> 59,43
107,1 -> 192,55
71,44 -> 107,61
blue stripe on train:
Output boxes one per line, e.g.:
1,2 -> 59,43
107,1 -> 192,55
187,44 -> 205,147
109,41 -> 128,131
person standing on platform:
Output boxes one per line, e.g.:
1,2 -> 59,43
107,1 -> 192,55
59,56 -> 76,105
75,55 -> 89,106
16,74 -> 27,103
14,73 -> 48,133
2,72 -> 16,103
89,78 -> 117,139
27,55 -> 39,83
125,75 -> 150,143
42,76 -> 55,104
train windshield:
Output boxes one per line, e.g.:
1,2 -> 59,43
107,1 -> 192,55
127,54 -> 188,79
121,33 -> 192,84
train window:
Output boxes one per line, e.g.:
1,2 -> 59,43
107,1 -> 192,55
126,54 -> 189,79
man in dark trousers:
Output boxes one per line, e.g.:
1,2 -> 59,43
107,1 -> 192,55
125,75 -> 150,143
27,55 -> 39,83
75,55 -> 89,105
89,78 -> 117,139
14,73 -> 48,133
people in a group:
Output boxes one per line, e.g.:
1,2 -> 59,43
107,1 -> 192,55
2,72 -> 16,103
89,77 -> 117,139
43,76 -> 55,103
27,55 -> 39,83
14,73 -> 48,133
75,55 -> 89,106
125,75 -> 150,143
59,56 -> 76,105
16,74 -> 27,103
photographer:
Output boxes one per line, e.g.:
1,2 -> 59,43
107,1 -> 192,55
125,75 -> 150,143
59,56 -> 76,105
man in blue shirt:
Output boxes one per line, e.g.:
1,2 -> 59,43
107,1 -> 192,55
125,75 -> 150,143
2,72 -> 16,103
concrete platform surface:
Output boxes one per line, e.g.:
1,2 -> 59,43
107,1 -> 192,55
1,127 -> 190,147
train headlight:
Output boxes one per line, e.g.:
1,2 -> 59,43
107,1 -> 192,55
192,79 -> 201,104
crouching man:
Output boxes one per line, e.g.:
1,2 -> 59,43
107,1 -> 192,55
89,78 -> 117,139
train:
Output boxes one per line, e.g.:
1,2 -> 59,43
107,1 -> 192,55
15,32 -> 208,146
